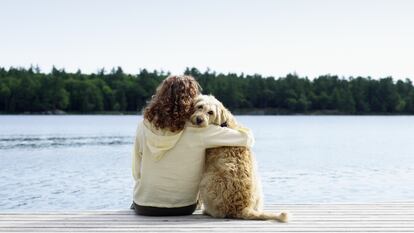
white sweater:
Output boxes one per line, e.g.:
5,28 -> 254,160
132,120 -> 254,208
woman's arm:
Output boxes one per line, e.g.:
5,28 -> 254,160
132,127 -> 142,181
201,125 -> 255,148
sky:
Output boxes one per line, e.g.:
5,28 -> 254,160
0,0 -> 413,79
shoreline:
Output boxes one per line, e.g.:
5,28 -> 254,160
1,110 -> 414,116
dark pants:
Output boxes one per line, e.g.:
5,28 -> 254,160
131,202 -> 197,216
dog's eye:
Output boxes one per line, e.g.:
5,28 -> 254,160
197,105 -> 203,109
208,111 -> 214,115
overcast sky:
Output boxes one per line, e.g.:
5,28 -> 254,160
1,0 -> 413,79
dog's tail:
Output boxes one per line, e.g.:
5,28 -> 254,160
239,208 -> 290,222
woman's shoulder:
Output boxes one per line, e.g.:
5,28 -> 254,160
143,119 -> 182,136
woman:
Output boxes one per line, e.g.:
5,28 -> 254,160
132,75 -> 254,216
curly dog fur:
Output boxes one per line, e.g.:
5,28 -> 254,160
191,95 -> 289,222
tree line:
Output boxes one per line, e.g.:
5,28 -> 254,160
1,66 -> 414,114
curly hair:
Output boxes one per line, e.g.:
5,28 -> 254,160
143,75 -> 201,132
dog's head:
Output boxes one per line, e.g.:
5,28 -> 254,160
190,95 -> 235,128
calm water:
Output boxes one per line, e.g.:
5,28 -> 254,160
1,115 -> 414,211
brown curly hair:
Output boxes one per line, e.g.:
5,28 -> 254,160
143,75 -> 201,132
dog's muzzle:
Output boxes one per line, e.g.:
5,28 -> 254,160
196,116 -> 204,125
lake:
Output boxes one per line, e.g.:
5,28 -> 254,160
0,115 -> 414,211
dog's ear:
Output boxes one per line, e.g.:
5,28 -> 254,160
221,106 -> 238,128
214,104 -> 230,126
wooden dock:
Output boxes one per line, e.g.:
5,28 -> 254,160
1,203 -> 413,232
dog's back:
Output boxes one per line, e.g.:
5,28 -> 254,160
201,146 -> 253,218
200,146 -> 288,222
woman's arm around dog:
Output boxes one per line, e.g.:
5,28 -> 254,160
197,125 -> 254,149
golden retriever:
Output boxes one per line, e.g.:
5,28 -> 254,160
191,95 -> 289,222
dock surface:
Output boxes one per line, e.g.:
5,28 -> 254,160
1,203 -> 413,232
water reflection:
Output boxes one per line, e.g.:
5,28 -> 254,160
0,136 -> 133,149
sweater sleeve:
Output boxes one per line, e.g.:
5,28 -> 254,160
202,125 -> 254,149
132,125 -> 143,181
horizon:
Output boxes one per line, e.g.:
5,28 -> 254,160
2,65 -> 413,82
1,0 -> 414,80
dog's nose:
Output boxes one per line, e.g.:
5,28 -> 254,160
196,117 -> 204,125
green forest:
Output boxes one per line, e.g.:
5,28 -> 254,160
1,66 -> 414,114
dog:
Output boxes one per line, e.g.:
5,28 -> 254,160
191,95 -> 289,222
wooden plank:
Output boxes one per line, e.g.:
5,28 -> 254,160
2,224 -> 414,228
1,221 -> 414,225
0,204 -> 413,233
2,211 -> 414,218
1,229 -> 414,232
0,217 -> 412,221
1,204 -> 413,215
2,212 -> 414,218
